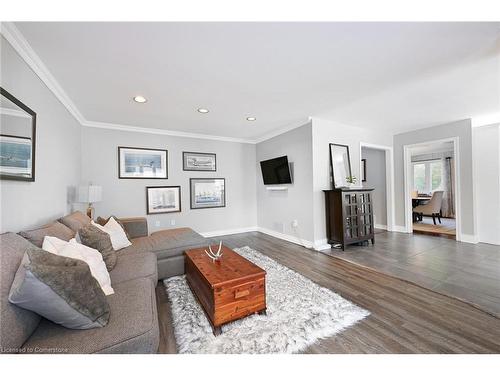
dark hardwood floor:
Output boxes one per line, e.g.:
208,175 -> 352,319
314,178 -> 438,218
322,230 -> 500,317
156,231 -> 500,354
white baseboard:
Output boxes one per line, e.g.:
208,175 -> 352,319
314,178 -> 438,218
313,238 -> 331,251
459,233 -> 479,244
200,225 -> 315,249
257,227 -> 314,249
392,225 -> 409,233
477,238 -> 500,245
374,224 -> 388,230
200,227 -> 258,238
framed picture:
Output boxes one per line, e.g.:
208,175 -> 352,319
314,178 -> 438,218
146,186 -> 181,214
118,146 -> 168,179
329,143 -> 352,188
190,178 -> 225,209
0,135 -> 33,179
1,87 -> 37,182
361,158 -> 367,182
183,151 -> 216,171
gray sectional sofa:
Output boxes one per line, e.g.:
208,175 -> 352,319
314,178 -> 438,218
0,211 -> 207,354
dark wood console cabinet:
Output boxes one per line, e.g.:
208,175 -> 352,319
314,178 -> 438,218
323,188 -> 375,249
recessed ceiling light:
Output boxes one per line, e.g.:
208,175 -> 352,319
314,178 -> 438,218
246,117 -> 257,121
133,96 -> 147,103
197,108 -> 209,113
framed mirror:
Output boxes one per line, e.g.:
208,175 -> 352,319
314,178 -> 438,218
0,87 -> 36,181
329,143 -> 352,188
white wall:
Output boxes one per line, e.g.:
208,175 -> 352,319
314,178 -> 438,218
81,126 -> 257,236
473,123 -> 500,245
393,119 -> 476,240
256,123 -> 314,244
311,118 -> 393,247
362,147 -> 387,226
0,36 -> 82,233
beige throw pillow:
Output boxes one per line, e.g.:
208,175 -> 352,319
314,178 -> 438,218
91,217 -> 131,251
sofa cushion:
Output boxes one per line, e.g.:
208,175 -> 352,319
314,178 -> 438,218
0,233 -> 41,351
9,249 -> 110,330
21,278 -> 159,354
58,211 -> 91,233
118,228 -> 205,260
149,227 -> 206,259
117,236 -> 153,257
19,221 -> 74,248
78,224 -> 117,271
110,252 -> 158,286
117,217 -> 149,239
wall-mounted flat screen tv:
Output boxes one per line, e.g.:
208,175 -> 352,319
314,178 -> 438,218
260,155 -> 292,185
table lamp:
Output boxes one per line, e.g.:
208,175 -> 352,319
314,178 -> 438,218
78,184 -> 102,218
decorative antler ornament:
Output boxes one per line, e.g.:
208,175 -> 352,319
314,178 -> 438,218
204,241 -> 224,262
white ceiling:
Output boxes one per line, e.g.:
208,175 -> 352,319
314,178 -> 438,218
12,22 -> 500,140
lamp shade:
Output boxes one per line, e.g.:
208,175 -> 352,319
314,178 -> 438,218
78,185 -> 102,203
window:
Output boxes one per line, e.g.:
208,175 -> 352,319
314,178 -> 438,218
412,160 -> 443,194
413,163 -> 426,192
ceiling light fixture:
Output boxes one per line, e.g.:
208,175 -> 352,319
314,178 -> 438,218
246,117 -> 257,121
133,96 -> 147,103
197,108 -> 209,113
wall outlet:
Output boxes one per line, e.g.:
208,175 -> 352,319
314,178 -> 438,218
170,219 -> 176,226
273,222 -> 285,233
291,219 -> 299,228
154,220 -> 161,227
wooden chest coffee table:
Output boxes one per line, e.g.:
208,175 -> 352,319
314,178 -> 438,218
184,246 -> 266,335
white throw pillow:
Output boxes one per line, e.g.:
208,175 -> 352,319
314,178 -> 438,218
42,236 -> 114,295
41,236 -> 68,253
91,217 -> 131,251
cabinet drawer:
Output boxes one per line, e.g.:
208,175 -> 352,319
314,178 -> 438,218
214,278 -> 265,305
213,278 -> 266,325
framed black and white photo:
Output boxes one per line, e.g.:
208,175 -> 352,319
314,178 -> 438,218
190,178 -> 225,209
146,186 -> 181,214
0,87 -> 37,182
183,151 -> 216,171
361,158 -> 367,182
118,146 -> 167,179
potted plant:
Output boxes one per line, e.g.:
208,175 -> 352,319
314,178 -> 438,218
346,175 -> 357,187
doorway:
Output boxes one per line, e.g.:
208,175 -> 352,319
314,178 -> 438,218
361,146 -> 388,231
359,143 -> 394,232
404,138 -> 460,240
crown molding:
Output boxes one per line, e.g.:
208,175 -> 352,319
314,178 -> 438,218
0,22 -> 86,124
1,21 -> 310,145
82,120 -> 256,144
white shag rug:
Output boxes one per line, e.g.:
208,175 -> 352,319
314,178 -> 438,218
164,246 -> 369,354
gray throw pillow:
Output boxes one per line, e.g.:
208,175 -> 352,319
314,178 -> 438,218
78,224 -> 117,271
19,221 -> 75,248
59,211 -> 91,233
8,248 -> 110,330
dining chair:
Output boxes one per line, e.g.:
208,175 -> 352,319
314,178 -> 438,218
412,191 -> 444,225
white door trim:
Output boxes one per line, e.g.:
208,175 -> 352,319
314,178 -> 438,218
359,142 -> 395,232
403,137 -> 461,241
